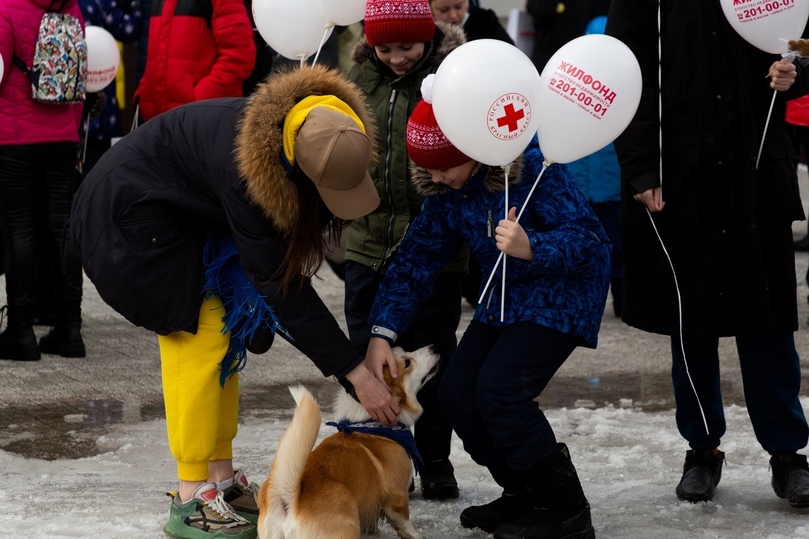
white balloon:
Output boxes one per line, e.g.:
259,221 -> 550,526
84,26 -> 120,93
432,40 -> 541,166
535,34 -> 641,164
318,0 -> 365,26
0,54 -> 4,85
719,0 -> 809,54
252,0 -> 333,61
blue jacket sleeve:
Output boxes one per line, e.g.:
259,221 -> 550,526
368,195 -> 465,337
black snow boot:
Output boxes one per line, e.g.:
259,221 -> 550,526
420,459 -> 459,500
39,303 -> 85,358
675,448 -> 724,503
0,306 -> 41,361
460,465 -> 534,532
39,323 -> 85,357
771,452 -> 809,508
494,444 -> 595,539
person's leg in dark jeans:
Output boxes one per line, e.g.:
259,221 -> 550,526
440,321 -> 585,533
35,143 -> 85,357
736,333 -> 809,507
670,334 -> 727,502
344,260 -> 463,498
395,271 -> 462,499
0,145 -> 48,360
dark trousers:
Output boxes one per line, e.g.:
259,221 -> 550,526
671,332 -> 809,454
440,320 -> 578,472
0,143 -> 83,324
344,260 -> 462,463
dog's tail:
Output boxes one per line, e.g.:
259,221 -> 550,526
265,385 -> 321,512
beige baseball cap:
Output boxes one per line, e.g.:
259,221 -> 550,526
295,107 -> 379,221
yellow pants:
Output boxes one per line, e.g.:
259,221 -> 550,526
158,295 -> 239,482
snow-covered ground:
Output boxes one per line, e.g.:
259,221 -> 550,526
2,396 -> 809,538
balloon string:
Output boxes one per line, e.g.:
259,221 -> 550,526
643,207 -> 709,436
311,25 -> 333,67
479,160 -> 550,305
656,0 -> 706,436
755,89 -> 777,170
501,164 -> 510,321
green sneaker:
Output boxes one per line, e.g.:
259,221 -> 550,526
163,483 -> 256,539
222,470 -> 260,525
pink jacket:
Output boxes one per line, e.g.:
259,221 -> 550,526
0,0 -> 85,145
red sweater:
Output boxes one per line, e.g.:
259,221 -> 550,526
134,0 -> 255,121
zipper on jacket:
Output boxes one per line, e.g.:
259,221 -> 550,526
487,210 -> 493,237
382,89 -> 398,267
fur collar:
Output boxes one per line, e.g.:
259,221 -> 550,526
234,65 -> 378,233
349,20 -> 466,72
409,155 -> 525,197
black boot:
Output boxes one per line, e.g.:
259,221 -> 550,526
771,453 -> 809,508
39,303 -> 85,358
419,459 -> 459,500
460,465 -> 533,532
0,306 -> 41,361
675,448 -> 724,503
494,444 -> 595,539
39,323 -> 85,357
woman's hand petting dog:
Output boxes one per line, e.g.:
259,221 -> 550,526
345,361 -> 400,425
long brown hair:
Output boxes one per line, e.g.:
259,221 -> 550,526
276,168 -> 346,292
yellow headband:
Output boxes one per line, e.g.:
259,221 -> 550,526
282,95 -> 366,165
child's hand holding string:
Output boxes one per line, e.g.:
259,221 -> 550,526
495,207 -> 533,260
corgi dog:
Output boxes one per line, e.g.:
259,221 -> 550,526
257,346 -> 439,539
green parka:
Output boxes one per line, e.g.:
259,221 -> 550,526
345,21 -> 468,273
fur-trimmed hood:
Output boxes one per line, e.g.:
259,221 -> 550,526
350,20 -> 466,74
409,155 -> 524,197
235,65 -> 377,233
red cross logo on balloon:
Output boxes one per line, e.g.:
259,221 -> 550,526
487,93 -> 532,141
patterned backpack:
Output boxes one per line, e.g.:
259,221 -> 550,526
13,0 -> 87,104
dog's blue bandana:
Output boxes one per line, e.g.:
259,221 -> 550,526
327,419 -> 423,472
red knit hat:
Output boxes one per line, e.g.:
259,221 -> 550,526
364,0 -> 435,46
406,75 -> 471,170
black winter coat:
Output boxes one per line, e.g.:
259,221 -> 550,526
607,0 -> 809,337
70,66 -> 375,379
527,0 -> 610,72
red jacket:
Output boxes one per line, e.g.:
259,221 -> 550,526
0,0 -> 85,145
134,0 -> 255,121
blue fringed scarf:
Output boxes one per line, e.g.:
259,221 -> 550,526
203,237 -> 280,387
326,419 -> 423,472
